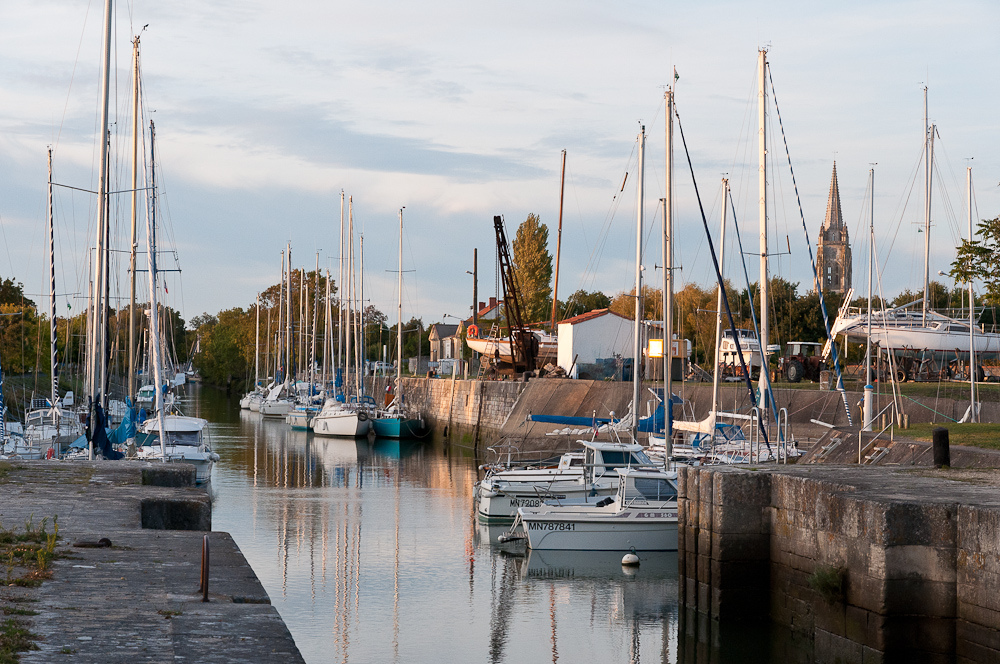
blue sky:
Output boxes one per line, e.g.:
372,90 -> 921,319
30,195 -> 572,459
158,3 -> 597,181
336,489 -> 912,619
1,0 -> 998,326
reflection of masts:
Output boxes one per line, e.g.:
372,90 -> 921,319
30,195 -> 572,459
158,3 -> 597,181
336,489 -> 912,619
549,585 -> 558,663
393,463 -> 400,662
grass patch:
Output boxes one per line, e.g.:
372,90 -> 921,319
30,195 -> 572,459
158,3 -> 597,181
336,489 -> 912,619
0,618 -> 39,663
808,564 -> 847,603
903,423 -> 1000,450
0,609 -> 36,617
157,610 -> 182,619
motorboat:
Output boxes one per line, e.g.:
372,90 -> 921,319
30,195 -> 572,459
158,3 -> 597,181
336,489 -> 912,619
465,327 -> 558,364
135,415 -> 219,483
476,439 -> 659,522
515,468 -> 678,551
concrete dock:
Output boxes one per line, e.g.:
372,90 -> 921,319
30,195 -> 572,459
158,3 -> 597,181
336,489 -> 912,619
0,460 -> 303,663
679,463 -> 1000,663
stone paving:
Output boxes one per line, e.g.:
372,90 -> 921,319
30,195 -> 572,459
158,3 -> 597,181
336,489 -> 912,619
0,460 -> 303,663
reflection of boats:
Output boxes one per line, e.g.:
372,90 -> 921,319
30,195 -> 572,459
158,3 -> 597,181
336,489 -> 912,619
517,468 -> 678,551
136,415 -> 219,483
370,437 -> 421,459
477,440 -> 656,522
523,549 -> 678,579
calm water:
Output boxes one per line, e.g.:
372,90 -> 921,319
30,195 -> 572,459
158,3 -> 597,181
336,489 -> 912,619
186,386 -> 680,663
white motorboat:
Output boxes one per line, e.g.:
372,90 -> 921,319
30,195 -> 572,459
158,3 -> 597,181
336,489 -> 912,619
259,382 -> 293,418
136,415 -> 219,483
515,468 -> 678,551
476,440 -> 658,522
310,399 -> 371,437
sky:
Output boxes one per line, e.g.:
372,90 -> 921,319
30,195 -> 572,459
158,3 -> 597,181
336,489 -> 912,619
1,0 -> 999,329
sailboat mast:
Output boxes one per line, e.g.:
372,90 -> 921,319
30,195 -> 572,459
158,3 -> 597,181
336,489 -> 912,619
254,293 -> 260,389
87,0 -> 113,405
348,198 -> 356,393
397,208 -> 405,405
631,126 -> 645,440
968,166 -> 977,421
338,191 -> 345,379
285,244 -> 292,386
550,150 -> 566,332
359,234 -> 365,385
311,253 -> 319,395
922,86 -> 932,324
864,168 -> 875,432
277,250 -> 284,382
712,180 -> 730,429
47,148 -> 58,416
146,120 -> 167,459
663,87 -> 674,430
128,35 -> 140,401
757,48 -> 769,414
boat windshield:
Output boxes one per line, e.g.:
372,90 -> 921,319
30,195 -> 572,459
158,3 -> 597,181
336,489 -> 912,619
624,478 -> 677,502
598,450 -> 653,468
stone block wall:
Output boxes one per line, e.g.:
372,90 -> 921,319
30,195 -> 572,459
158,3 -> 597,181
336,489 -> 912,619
679,465 -> 1000,662
365,377 -> 527,438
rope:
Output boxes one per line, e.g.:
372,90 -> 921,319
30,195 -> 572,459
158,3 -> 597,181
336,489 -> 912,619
766,65 -> 853,426
674,102 -> 770,450
900,393 -> 957,423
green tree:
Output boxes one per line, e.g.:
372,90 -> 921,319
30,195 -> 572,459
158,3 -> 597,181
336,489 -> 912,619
511,214 -> 553,324
0,277 -> 33,307
952,216 -> 1000,305
559,289 -> 611,320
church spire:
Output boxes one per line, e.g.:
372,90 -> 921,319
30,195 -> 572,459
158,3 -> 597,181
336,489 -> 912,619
822,162 -> 844,232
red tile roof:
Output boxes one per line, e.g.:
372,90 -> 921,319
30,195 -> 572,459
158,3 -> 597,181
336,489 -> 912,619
557,308 -> 627,326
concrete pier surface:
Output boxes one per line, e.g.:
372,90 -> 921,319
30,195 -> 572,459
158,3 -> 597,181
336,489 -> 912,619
679,463 -> 1000,663
0,460 -> 303,663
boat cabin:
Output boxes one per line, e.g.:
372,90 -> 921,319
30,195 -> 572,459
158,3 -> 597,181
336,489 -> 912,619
616,468 -> 678,504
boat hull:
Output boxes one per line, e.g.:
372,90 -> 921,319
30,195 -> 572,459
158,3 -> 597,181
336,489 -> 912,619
477,479 -> 616,522
312,410 -> 370,437
520,509 -> 678,551
259,400 -> 291,418
371,416 -> 424,439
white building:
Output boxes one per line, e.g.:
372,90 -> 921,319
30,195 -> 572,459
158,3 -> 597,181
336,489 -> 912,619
557,309 -> 634,379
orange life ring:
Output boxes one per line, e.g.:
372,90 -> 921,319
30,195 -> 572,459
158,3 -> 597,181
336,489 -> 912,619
46,447 -> 55,460
467,324 -> 479,339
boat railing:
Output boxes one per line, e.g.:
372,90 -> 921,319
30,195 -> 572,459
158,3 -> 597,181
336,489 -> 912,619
777,408 -> 789,464
858,401 -> 897,464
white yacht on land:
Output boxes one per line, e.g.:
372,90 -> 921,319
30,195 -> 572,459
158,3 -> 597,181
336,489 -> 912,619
515,468 -> 678,551
476,440 -> 658,522
136,415 -> 219,483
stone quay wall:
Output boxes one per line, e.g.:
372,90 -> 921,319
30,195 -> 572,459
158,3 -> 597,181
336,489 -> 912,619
679,464 -> 1000,663
365,376 -> 528,442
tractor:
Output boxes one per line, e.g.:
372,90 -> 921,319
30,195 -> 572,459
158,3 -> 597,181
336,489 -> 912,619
778,341 -> 825,383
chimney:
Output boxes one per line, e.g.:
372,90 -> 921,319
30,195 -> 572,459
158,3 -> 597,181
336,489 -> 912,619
488,296 -> 497,309
478,301 -> 485,312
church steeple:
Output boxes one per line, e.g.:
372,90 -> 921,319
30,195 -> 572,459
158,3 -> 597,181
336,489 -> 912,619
822,162 -> 844,233
816,162 -> 852,294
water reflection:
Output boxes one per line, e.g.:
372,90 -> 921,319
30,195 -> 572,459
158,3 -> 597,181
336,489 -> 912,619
193,386 -> 678,663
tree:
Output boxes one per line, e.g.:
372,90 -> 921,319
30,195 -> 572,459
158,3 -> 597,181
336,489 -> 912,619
511,214 -> 553,324
559,289 -> 611,320
608,285 -> 662,321
952,216 -> 1000,305
0,277 -> 33,307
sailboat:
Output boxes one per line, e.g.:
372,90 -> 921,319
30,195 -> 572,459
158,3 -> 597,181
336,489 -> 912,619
371,208 -> 425,439
133,120 -> 218,482
18,148 -> 85,459
829,88 -> 1000,380
311,195 -> 373,437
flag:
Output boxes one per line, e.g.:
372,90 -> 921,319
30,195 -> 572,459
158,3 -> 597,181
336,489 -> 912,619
674,67 -> 679,81
164,283 -> 168,294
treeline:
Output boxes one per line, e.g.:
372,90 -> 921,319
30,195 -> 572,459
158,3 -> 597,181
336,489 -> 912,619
0,275 -> 187,400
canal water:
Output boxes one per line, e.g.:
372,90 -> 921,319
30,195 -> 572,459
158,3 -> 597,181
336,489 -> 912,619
187,386 -> 682,663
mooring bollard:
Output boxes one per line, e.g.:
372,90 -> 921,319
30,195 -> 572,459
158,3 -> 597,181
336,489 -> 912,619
200,534 -> 210,602
932,427 -> 950,468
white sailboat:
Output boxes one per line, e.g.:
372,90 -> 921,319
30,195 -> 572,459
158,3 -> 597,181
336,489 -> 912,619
829,88 -> 998,379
